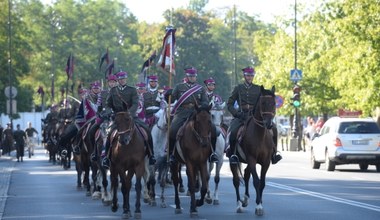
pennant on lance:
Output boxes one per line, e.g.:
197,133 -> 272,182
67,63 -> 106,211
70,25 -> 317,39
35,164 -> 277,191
157,27 -> 176,75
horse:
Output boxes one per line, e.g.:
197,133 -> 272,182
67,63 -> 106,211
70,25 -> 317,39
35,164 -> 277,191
150,100 -> 186,208
91,119 -> 112,205
207,101 -> 227,205
56,120 -> 73,169
170,103 -> 213,217
44,119 -> 60,165
229,85 -> 276,216
109,111 -> 151,219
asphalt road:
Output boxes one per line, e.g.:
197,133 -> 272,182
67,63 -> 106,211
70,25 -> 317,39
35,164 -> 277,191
1,146 -> 379,220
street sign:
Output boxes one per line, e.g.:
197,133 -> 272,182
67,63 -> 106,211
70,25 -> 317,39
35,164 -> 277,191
290,69 -> 302,82
4,86 -> 17,99
275,95 -> 284,109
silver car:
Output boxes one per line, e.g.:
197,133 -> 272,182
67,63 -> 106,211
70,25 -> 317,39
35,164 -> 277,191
310,117 -> 380,172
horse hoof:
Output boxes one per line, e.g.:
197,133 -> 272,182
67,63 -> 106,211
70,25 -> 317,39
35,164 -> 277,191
190,211 -> 198,218
179,186 -> 185,193
111,204 -> 118,212
236,207 -> 244,213
175,208 -> 182,214
134,212 -> 141,219
143,198 -> 150,203
160,203 -> 167,208
255,208 -> 264,216
205,197 -> 212,204
213,199 -> 219,205
150,201 -> 157,207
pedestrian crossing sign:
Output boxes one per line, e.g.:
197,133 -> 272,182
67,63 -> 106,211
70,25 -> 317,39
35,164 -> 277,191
290,69 -> 302,82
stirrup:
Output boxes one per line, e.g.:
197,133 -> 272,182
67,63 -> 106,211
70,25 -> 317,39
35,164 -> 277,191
61,149 -> 68,157
229,155 -> 239,165
209,153 -> 219,163
149,156 -> 156,165
102,157 -> 110,169
272,153 -> 282,164
169,155 -> 176,165
90,153 -> 97,162
73,146 -> 80,155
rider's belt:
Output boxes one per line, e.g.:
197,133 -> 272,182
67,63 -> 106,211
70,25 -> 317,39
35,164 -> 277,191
241,104 -> 254,111
182,103 -> 195,109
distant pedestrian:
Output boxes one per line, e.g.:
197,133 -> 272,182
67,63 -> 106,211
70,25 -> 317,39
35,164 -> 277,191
25,122 -> 38,156
2,123 -> 13,155
14,124 -> 27,162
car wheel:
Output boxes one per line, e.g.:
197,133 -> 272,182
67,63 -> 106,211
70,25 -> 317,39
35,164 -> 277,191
325,151 -> 335,171
376,164 -> 380,172
359,163 -> 368,171
311,150 -> 320,169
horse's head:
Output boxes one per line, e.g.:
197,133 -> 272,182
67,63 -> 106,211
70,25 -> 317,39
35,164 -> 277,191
193,103 -> 213,147
257,85 -> 276,129
155,100 -> 169,130
114,111 -> 134,145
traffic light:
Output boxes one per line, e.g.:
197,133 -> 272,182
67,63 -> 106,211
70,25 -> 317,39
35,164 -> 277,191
292,85 -> 301,107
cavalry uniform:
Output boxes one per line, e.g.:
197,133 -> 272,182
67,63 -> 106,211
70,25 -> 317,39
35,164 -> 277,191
143,75 -> 162,128
226,66 -> 282,164
42,104 -> 59,143
101,71 -> 156,168
168,67 -> 218,164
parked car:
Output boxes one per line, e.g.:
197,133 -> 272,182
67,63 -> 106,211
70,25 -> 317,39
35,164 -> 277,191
310,117 -> 380,172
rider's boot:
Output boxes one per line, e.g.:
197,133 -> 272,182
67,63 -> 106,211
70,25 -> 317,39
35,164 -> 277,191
168,137 -> 176,165
271,151 -> 282,164
147,136 -> 156,165
101,137 -> 111,169
227,138 -> 239,165
209,134 -> 219,163
271,126 -> 282,164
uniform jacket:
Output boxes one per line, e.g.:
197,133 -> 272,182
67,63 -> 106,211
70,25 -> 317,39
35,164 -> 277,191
107,84 -> 138,115
227,83 -> 261,117
171,82 -> 208,113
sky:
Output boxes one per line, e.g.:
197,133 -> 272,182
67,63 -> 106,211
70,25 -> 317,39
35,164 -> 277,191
123,0 -> 318,24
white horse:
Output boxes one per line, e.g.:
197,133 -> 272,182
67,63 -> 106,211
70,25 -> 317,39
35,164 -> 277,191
206,101 -> 227,205
150,100 -> 172,208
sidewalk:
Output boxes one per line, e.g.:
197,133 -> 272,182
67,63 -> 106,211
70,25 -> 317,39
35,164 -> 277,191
0,150 -> 16,219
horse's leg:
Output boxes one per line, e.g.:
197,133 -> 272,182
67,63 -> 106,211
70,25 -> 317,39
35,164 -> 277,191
242,166 -> 251,207
121,170 -> 133,219
230,163 -> 244,213
178,164 -> 185,193
83,155 -> 91,196
134,163 -> 145,219
186,164 -> 198,217
158,158 -> 168,208
110,165 -> 119,212
148,165 -> 157,206
91,161 -> 101,199
253,163 -> 269,216
212,159 -> 223,205
196,162 -> 210,208
170,162 -> 182,214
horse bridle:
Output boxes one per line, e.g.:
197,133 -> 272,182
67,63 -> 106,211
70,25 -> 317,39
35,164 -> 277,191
252,95 -> 276,128
191,110 -> 211,146
115,112 -> 134,135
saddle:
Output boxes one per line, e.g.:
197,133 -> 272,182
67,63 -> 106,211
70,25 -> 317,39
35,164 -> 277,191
110,123 -> 149,147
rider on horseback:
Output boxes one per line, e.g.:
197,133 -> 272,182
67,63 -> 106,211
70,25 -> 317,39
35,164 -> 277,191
88,74 -> 118,161
226,66 -> 282,165
101,71 -> 156,169
168,67 -> 219,165
143,75 -> 163,129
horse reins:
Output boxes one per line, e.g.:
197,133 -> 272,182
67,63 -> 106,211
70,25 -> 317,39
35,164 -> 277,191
252,95 -> 275,128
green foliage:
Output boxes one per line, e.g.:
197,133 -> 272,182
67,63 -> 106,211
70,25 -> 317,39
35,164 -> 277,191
0,0 -> 379,120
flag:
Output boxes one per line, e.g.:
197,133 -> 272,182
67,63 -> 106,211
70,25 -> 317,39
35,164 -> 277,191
157,28 -> 176,75
65,54 -> 74,80
37,86 -> 45,96
99,48 -> 110,70
139,50 -> 157,83
104,59 -> 115,77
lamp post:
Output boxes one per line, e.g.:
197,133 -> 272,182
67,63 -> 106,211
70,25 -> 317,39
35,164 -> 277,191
8,0 -> 13,131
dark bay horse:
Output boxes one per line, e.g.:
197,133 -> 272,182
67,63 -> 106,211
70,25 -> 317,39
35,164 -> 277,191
110,111 -> 151,219
170,103 -> 213,217
230,85 -> 276,216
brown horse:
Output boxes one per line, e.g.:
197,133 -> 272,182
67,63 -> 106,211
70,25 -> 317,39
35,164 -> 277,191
230,85 -> 276,216
110,111 -> 149,219
170,103 -> 213,217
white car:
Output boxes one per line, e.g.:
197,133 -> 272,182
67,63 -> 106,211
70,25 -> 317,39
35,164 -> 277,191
310,117 -> 380,172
